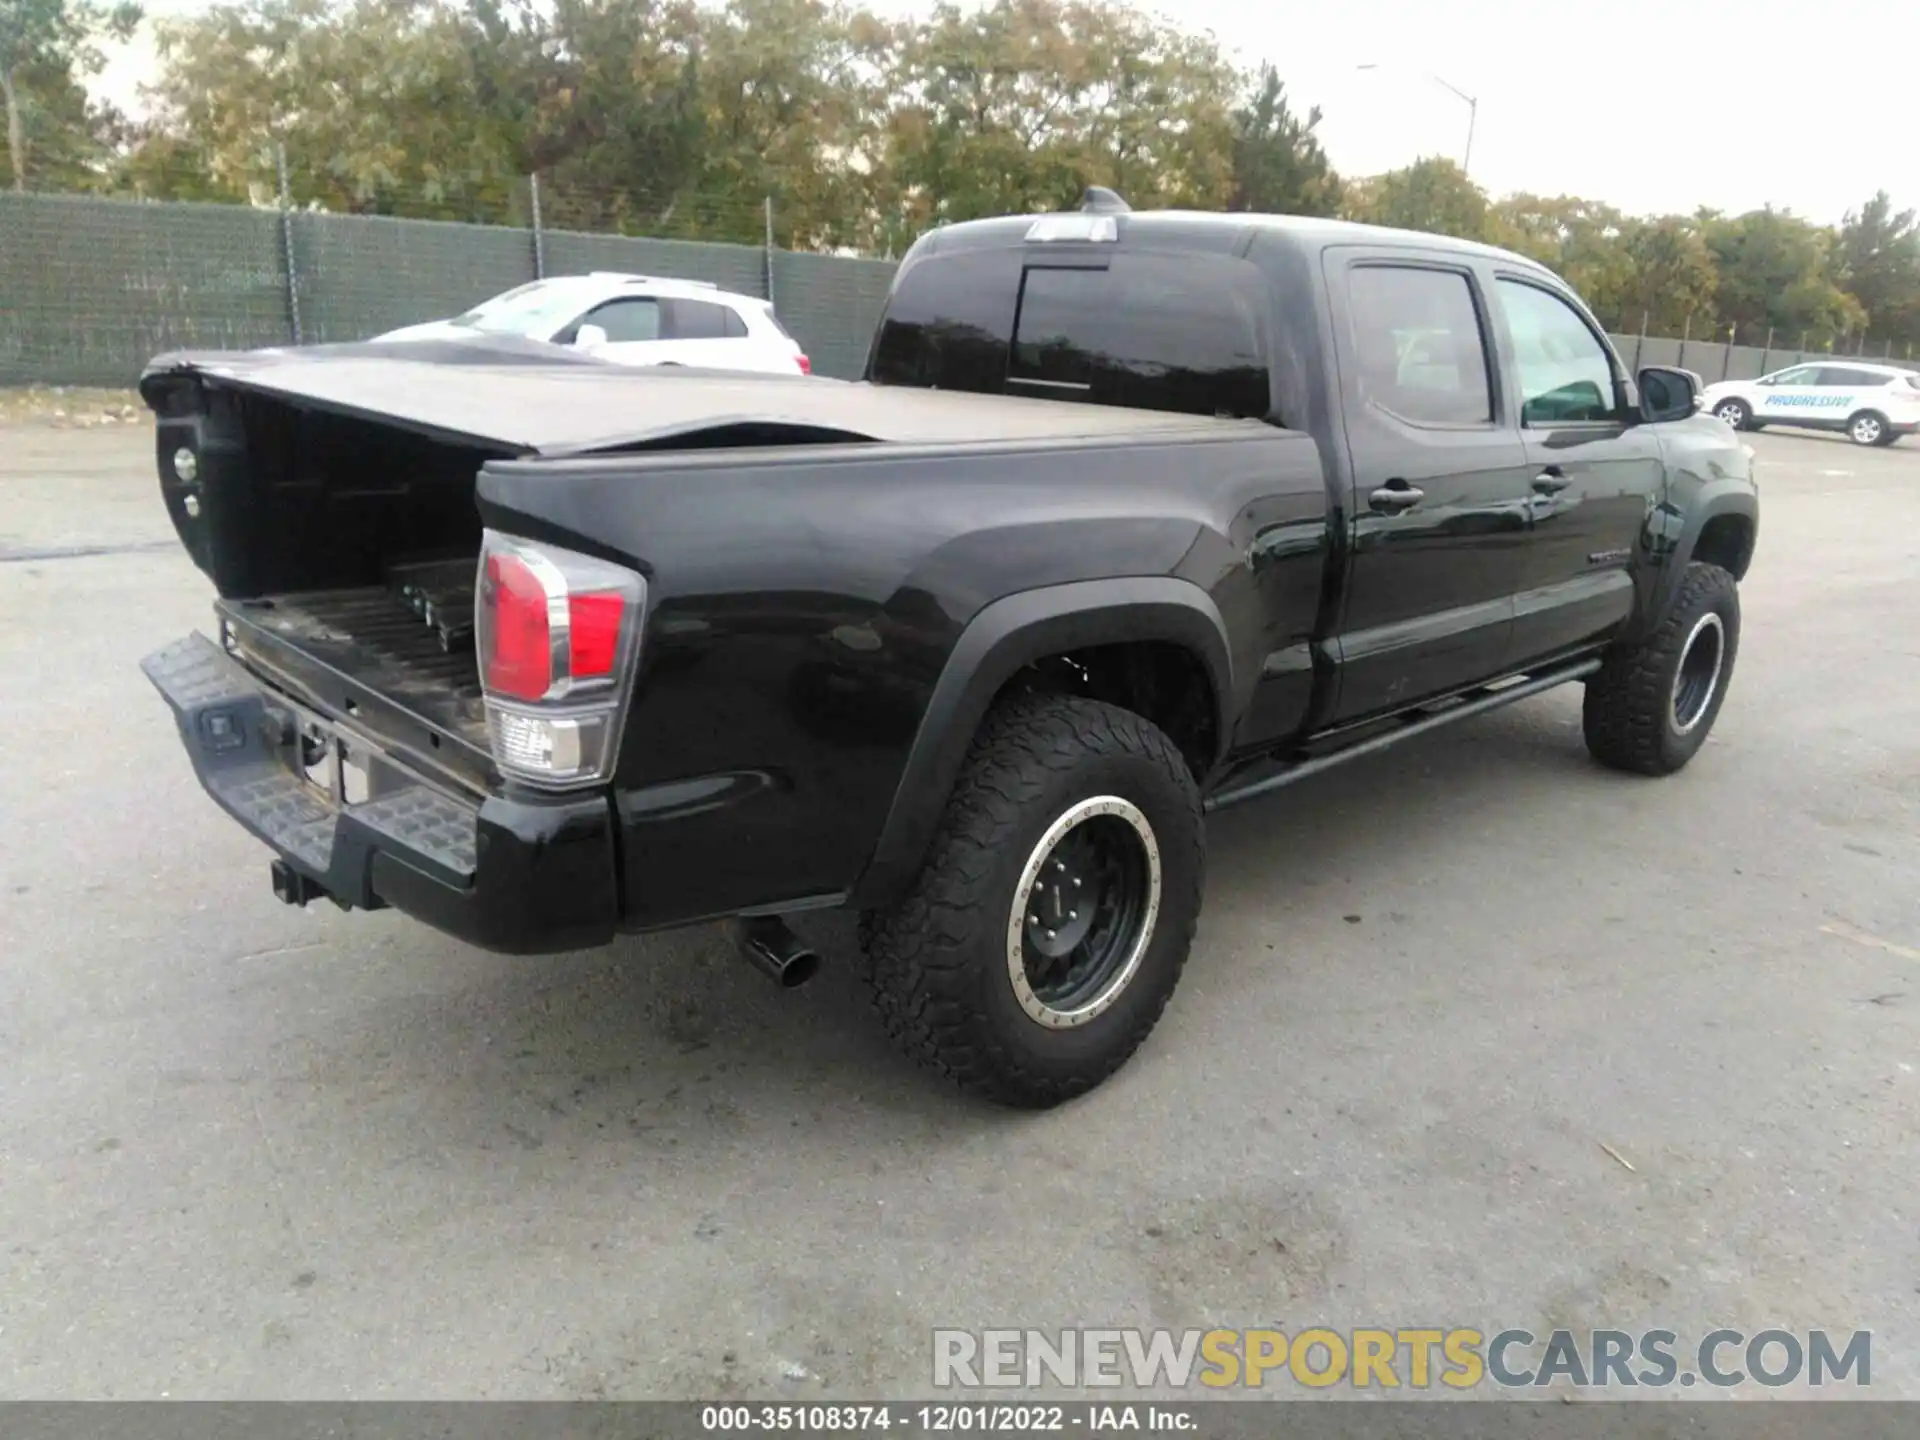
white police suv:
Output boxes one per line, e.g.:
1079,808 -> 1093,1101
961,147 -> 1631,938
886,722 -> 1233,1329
1698,361 -> 1920,445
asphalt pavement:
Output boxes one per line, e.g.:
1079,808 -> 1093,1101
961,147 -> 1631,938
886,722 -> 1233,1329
1,422 -> 1916,1401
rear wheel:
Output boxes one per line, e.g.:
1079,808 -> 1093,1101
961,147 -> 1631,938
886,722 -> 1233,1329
1848,410 -> 1892,446
1712,397 -> 1753,430
860,694 -> 1204,1108
1582,562 -> 1740,776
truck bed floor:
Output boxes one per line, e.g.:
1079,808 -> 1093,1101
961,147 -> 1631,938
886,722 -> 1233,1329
217,560 -> 490,758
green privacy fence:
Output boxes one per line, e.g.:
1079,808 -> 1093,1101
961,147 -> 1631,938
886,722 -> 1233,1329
0,190 -> 895,387
3,189 -> 1911,392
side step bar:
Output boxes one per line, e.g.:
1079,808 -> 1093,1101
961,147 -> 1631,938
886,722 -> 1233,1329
1204,658 -> 1602,814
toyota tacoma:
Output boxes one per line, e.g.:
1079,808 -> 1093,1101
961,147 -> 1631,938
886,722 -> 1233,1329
138,197 -> 1760,1107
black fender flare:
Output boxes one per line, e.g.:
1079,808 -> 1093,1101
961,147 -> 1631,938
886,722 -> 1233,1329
849,576 -> 1233,909
1637,486 -> 1758,639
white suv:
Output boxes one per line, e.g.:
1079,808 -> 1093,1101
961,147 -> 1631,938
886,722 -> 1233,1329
1698,361 -> 1920,446
374,273 -> 811,375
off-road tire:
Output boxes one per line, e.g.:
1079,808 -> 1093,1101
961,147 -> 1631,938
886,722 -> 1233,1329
1582,561 -> 1740,776
860,695 -> 1204,1108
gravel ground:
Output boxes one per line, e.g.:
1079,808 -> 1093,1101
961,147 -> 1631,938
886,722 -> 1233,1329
0,424 -> 1915,1403
0,386 -> 146,429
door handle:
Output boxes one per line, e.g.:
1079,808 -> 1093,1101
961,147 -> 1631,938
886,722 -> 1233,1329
1532,469 -> 1571,494
1368,482 -> 1424,513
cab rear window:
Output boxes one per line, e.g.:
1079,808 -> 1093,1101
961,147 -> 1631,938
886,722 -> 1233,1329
870,248 -> 1272,419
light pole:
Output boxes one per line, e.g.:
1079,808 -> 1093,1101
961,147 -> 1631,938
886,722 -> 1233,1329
1356,64 -> 1479,176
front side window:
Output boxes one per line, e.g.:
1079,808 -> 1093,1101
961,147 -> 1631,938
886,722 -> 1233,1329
1766,366 -> 1816,386
1346,265 -> 1492,426
1496,278 -> 1617,424
582,298 -> 663,343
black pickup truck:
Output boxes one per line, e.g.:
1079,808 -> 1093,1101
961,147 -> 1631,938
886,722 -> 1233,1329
139,197 -> 1759,1107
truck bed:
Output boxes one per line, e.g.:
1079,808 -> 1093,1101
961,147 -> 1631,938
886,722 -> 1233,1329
217,555 -> 493,794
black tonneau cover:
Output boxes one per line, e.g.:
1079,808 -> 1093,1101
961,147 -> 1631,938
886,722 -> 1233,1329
140,337 -> 1259,456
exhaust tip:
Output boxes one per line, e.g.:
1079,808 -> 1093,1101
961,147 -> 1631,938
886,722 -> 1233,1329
778,948 -> 821,988
732,916 -> 822,989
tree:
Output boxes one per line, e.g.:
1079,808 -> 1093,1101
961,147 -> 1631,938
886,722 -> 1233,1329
1341,156 -> 1488,242
678,0 -> 897,249
1836,190 -> 1920,348
1227,63 -> 1339,217
1615,214 -> 1719,337
0,0 -> 138,190
1701,206 -> 1863,346
877,0 -> 1238,251
134,0 -> 525,216
468,0 -> 710,234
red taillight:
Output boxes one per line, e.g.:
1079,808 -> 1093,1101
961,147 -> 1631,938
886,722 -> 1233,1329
478,533 -> 645,704
484,551 -> 552,701
476,531 -> 647,788
796,354 -> 812,375
568,591 -> 624,678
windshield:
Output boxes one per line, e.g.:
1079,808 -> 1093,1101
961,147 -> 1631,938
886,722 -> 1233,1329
454,282 -> 591,337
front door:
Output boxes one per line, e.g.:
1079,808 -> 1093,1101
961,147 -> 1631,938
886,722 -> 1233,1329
1492,275 -> 1668,663
1752,363 -> 1833,430
560,296 -> 671,365
1324,253 -> 1535,722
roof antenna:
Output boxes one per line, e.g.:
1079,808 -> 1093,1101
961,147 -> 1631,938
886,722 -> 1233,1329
1079,186 -> 1131,214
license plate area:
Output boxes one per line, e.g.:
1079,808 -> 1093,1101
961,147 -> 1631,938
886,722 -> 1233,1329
295,716 -> 402,807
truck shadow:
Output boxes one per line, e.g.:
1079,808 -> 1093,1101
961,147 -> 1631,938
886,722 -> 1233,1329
276,693 -> 1610,1176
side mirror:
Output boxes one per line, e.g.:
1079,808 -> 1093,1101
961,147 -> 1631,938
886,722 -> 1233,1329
574,323 -> 609,349
1638,365 -> 1698,423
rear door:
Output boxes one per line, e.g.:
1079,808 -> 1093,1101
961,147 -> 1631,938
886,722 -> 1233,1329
999,251 -> 1329,748
1491,273 -> 1667,663
660,296 -> 770,371
1810,365 -> 1881,430
1820,365 -> 1899,433
1323,252 -> 1535,721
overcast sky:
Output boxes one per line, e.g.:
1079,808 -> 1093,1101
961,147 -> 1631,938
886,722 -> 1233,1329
93,0 -> 1920,225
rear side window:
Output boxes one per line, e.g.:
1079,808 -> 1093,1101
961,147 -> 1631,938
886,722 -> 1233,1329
1825,366 -> 1884,387
869,249 -> 1270,419
1345,265 -> 1492,426
664,298 -> 737,341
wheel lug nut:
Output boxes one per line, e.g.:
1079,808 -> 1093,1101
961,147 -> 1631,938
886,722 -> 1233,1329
1047,929 -> 1056,939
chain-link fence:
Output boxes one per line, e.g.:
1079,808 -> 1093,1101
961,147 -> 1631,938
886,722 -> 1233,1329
0,187 -> 899,387
4,183 -> 1915,392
